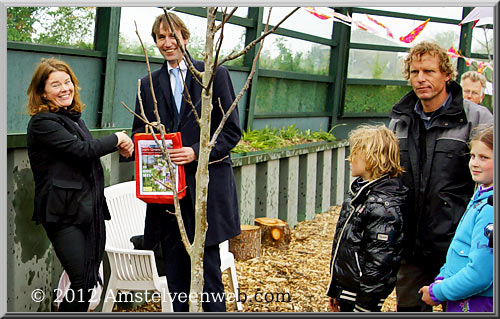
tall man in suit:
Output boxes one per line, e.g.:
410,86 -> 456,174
131,12 -> 242,312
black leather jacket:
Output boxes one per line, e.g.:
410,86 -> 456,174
326,175 -> 407,311
389,81 -> 493,273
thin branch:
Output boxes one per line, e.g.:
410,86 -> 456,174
209,8 -> 272,148
135,21 -> 162,132
217,7 -> 299,66
215,7 -> 238,33
216,97 -> 224,117
120,100 -> 149,126
162,7 -> 205,85
208,155 -> 229,165
178,68 -> 201,126
206,9 -> 226,91
132,20 -> 192,253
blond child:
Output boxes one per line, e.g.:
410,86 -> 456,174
419,126 -> 493,312
326,124 -> 407,312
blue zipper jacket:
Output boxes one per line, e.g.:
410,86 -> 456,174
431,187 -> 493,301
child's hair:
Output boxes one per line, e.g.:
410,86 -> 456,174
470,125 -> 493,151
348,124 -> 404,180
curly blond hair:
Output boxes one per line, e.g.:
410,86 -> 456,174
402,41 -> 456,83
348,124 -> 404,180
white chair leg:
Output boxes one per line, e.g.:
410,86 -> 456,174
101,284 -> 118,312
228,264 -> 243,311
160,290 -> 173,312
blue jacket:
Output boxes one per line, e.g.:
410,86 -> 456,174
432,187 -> 493,301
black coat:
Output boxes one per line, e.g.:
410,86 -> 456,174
389,81 -> 493,273
132,58 -> 242,247
27,109 -> 118,290
326,176 -> 407,311
27,110 -> 117,224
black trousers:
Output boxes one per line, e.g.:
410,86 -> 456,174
338,300 -> 355,312
43,223 -> 93,312
161,237 -> 225,312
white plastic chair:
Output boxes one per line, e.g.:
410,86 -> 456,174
102,181 -> 173,312
219,240 -> 243,311
102,181 -> 242,312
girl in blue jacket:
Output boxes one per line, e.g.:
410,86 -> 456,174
419,125 -> 493,312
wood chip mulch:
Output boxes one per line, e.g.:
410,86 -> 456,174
117,205 -> 442,312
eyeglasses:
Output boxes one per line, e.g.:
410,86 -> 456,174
463,90 -> 481,97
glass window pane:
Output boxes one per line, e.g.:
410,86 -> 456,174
259,34 -> 330,75
7,7 -> 95,49
347,49 -> 407,80
256,78 -> 328,113
119,7 -> 246,66
262,7 -> 333,39
361,7 -> 464,20
119,7 -> 163,57
350,13 -> 461,50
472,26 -> 494,55
223,7 -> 248,17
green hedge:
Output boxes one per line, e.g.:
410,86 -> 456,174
344,84 -> 411,114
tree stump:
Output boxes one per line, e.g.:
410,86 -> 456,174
255,217 -> 291,250
229,225 -> 261,261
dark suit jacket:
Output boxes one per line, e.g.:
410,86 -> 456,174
27,111 -> 118,224
132,57 -> 242,246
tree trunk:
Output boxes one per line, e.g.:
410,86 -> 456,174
254,217 -> 291,250
229,225 -> 261,260
188,7 -> 217,313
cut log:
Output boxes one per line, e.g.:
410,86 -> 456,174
255,217 -> 291,250
229,225 -> 261,261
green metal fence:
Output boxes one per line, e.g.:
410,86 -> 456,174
7,6 -> 492,141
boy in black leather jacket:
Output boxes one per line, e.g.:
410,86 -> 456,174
326,124 -> 408,312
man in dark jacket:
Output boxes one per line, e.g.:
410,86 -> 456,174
389,41 -> 492,312
131,12 -> 241,312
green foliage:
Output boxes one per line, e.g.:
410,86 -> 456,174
119,34 -> 158,56
231,124 -> 342,154
259,37 -> 329,75
255,77 -> 328,113
344,84 -> 410,114
7,7 -> 39,42
7,7 -> 95,49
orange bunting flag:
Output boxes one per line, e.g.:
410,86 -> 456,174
447,46 -> 461,58
303,7 -> 352,25
304,7 -> 331,20
400,18 -> 430,43
352,20 -> 368,31
477,62 -> 486,73
366,14 -> 394,38
464,57 -> 472,66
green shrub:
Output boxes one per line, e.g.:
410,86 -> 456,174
231,124 -> 344,154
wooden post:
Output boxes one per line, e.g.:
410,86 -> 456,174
229,225 -> 261,260
255,217 -> 291,250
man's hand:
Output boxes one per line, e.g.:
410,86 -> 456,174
418,286 -> 439,306
328,297 -> 340,312
168,147 -> 197,165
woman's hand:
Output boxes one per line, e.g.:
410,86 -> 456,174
115,131 -> 134,158
418,286 -> 439,306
